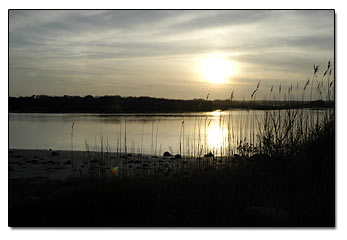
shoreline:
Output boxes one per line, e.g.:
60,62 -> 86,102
8,105 -> 334,114
9,149 -> 93,180
9,148 -> 238,180
9,95 -> 335,114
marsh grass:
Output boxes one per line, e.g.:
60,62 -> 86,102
71,121 -> 75,170
65,62 -> 334,180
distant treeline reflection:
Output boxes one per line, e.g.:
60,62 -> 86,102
9,95 -> 334,113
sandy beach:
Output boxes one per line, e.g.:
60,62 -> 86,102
9,149 -> 95,179
9,148 -> 235,180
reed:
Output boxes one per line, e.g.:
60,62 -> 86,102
76,62 -> 334,178
71,121 -> 75,170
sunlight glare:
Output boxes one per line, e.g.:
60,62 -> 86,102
210,110 -> 222,117
201,56 -> 234,84
207,122 -> 224,149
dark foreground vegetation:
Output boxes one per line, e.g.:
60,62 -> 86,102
9,114 -> 334,227
9,95 -> 333,113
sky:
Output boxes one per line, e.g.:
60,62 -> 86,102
9,10 -> 334,100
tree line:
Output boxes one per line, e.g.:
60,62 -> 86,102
9,95 -> 334,113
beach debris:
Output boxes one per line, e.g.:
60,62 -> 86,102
42,160 -> 60,165
51,151 -> 60,156
54,167 -> 65,170
10,161 -> 24,166
142,163 -> 149,168
204,152 -> 214,158
163,151 -> 173,157
26,159 -> 39,164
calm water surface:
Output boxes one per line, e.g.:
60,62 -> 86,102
9,110 -> 327,156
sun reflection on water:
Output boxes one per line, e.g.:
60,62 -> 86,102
207,122 -> 225,149
210,110 -> 222,117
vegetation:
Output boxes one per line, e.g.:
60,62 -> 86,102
9,95 -> 333,113
9,122 -> 334,226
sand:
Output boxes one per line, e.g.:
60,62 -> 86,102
9,148 -> 237,180
9,149 -> 95,179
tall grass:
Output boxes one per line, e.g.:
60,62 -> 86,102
256,61 -> 334,157
76,62 -> 334,178
71,121 -> 75,170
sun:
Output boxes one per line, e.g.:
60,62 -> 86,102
200,56 -> 234,84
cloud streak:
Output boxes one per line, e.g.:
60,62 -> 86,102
9,10 -> 334,99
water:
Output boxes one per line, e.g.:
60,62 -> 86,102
9,109 -> 328,156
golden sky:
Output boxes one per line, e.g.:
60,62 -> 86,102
9,10 -> 334,100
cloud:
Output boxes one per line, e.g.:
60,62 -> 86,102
9,10 -> 334,99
